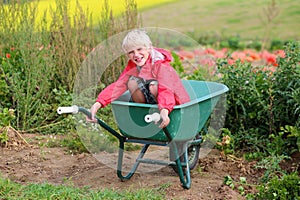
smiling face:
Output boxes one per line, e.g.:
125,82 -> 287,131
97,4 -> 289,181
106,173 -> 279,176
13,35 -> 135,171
122,30 -> 153,66
127,47 -> 151,67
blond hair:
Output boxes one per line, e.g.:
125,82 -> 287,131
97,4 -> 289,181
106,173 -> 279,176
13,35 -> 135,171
122,29 -> 152,53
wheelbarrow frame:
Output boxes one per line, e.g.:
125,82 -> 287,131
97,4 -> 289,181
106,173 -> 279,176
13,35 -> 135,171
72,106 -> 200,189
57,80 -> 228,189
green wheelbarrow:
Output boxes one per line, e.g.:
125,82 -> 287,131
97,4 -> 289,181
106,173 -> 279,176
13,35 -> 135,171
57,80 -> 228,189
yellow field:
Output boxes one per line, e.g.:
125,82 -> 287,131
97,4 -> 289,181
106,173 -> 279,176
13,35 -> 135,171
36,0 -> 176,23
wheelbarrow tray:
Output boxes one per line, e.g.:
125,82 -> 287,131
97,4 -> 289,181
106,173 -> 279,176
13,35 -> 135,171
111,80 -> 228,142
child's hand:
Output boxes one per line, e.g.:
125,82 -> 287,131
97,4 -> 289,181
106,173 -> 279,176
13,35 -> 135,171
86,102 -> 101,123
159,109 -> 170,128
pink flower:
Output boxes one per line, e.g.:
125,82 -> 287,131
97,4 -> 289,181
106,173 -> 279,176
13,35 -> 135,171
193,48 -> 205,56
244,49 -> 260,60
227,58 -> 235,65
198,56 -> 215,67
260,50 -> 277,66
177,50 -> 194,59
81,52 -> 86,59
214,50 -> 227,59
205,48 -> 216,55
274,50 -> 285,58
230,51 -> 247,62
6,53 -> 11,59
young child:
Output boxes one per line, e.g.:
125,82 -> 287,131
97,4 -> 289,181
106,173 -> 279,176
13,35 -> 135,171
86,29 -> 190,128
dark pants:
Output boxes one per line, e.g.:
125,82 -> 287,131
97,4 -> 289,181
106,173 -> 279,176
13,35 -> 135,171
129,76 -> 157,104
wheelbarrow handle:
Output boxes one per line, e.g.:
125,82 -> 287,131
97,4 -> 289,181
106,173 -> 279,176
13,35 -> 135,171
57,106 -> 79,114
57,105 -> 93,119
144,112 -> 161,123
57,105 -> 124,140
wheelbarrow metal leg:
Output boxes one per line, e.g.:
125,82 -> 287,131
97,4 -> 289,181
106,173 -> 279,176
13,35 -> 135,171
180,150 -> 191,189
170,141 -> 191,189
117,138 -> 150,181
163,128 -> 191,189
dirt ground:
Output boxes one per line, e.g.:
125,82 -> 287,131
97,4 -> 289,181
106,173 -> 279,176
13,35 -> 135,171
0,131 -> 298,200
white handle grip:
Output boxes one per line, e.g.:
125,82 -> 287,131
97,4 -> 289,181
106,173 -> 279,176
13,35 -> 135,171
57,105 -> 79,114
144,113 -> 160,123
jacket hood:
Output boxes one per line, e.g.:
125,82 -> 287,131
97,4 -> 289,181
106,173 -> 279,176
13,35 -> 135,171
152,47 -> 172,63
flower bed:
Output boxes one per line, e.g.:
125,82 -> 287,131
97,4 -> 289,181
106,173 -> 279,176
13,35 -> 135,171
176,48 -> 286,77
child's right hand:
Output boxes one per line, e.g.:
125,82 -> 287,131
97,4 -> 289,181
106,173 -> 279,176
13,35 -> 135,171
86,102 -> 102,123
158,108 -> 170,128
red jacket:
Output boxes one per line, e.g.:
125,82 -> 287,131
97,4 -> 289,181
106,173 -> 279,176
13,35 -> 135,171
96,48 -> 190,113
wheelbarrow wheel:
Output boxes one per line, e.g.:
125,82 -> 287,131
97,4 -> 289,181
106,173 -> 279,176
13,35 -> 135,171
186,143 -> 201,170
169,139 -> 200,174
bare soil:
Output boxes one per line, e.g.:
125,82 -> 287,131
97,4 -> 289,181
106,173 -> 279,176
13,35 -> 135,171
0,131 -> 298,200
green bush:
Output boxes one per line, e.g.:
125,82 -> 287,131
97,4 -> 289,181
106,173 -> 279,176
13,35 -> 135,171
256,172 -> 300,200
218,60 -> 272,153
246,39 -> 262,51
272,42 -> 300,128
218,41 -> 300,155
270,38 -> 285,50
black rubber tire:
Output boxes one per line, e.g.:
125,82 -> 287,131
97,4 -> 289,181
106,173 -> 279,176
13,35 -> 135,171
186,143 -> 201,170
169,139 -> 200,174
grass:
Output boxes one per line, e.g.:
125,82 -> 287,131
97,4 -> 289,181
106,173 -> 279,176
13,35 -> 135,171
140,0 -> 300,40
0,176 -> 165,199
7,0 -> 299,40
